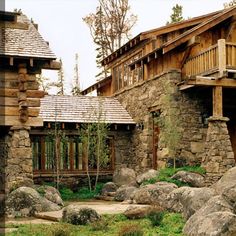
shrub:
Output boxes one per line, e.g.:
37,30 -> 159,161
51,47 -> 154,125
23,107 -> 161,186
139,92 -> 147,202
142,166 -> 206,187
119,223 -> 144,236
90,218 -> 109,231
147,211 -> 165,226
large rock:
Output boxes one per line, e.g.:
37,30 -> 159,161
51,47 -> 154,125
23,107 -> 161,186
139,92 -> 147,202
171,171 -> 205,187
132,182 -> 178,208
167,186 -> 216,219
136,169 -> 159,185
6,186 -> 61,217
62,205 -> 100,225
124,205 -> 162,219
113,167 -> 136,187
183,196 -> 235,236
213,167 -> 236,194
222,184 -> 236,210
183,211 -> 236,236
36,185 -> 64,206
114,186 -> 138,201
101,182 -> 118,196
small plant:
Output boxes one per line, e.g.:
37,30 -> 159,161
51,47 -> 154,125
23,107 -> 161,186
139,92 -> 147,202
147,211 -> 165,227
90,218 -> 109,231
119,223 -> 144,236
50,225 -> 72,236
59,187 -> 74,201
142,166 -> 206,187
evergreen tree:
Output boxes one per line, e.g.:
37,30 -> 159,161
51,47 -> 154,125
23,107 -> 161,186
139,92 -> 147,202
71,53 -> 81,95
83,0 -> 137,80
50,58 -> 65,95
167,4 -> 184,25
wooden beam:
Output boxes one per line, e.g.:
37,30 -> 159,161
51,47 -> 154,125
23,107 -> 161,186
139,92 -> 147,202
187,77 -> 236,88
163,6 -> 236,54
0,116 -> 43,126
30,58 -> 34,67
0,106 -> 40,117
218,39 -> 226,77
213,86 -> 223,117
0,97 -> 40,107
41,60 -> 61,70
9,57 -> 14,66
0,89 -> 45,98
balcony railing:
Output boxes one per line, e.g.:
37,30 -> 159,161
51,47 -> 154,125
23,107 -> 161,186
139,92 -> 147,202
183,39 -> 236,78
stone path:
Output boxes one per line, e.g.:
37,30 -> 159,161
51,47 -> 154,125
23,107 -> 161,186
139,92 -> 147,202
5,200 -> 149,224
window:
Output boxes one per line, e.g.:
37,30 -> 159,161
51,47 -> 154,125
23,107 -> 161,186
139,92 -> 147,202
31,135 -> 114,172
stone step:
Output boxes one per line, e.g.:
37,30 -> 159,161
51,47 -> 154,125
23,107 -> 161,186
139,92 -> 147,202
35,210 -> 62,222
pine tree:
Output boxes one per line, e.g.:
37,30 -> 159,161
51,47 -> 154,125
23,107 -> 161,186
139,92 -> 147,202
167,4 -> 184,25
83,0 -> 137,80
71,53 -> 81,95
50,58 -> 65,95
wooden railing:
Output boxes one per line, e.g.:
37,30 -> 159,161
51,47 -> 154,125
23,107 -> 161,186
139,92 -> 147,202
183,39 -> 236,78
226,42 -> 236,68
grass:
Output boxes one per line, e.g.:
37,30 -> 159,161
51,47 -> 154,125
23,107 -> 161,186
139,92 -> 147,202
6,212 -> 185,236
59,183 -> 104,201
142,166 -> 206,187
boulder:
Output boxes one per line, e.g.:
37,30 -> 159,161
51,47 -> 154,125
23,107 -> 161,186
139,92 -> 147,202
114,186 -> 138,201
62,205 -> 100,225
101,182 -> 118,196
124,205 -> 162,219
6,186 -> 61,217
132,182 -> 178,208
113,167 -> 136,187
36,185 -> 64,206
171,171 -> 205,187
183,211 -> 236,236
213,167 -> 236,194
222,184 -> 236,210
136,169 -> 159,185
167,186 -> 216,219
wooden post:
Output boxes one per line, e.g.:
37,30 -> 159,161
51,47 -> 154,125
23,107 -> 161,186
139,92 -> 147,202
213,86 -> 223,117
218,39 -> 226,78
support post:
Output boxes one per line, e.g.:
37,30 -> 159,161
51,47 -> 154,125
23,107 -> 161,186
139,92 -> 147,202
218,39 -> 226,78
213,86 -> 223,117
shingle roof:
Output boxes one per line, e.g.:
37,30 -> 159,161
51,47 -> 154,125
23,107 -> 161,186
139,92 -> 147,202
0,13 -> 56,59
39,95 -> 135,124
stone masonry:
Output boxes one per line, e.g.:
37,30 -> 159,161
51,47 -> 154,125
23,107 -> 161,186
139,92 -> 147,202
5,126 -> 33,193
202,117 -> 235,185
115,70 -> 208,172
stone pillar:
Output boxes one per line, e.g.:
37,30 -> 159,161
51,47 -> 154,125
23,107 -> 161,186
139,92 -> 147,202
202,117 -> 235,185
5,126 -> 33,193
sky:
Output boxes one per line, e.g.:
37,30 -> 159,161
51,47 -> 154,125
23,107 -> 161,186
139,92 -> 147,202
5,0 -> 228,94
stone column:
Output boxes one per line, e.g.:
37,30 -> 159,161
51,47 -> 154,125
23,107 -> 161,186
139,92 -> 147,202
202,117 -> 235,185
5,126 -> 33,193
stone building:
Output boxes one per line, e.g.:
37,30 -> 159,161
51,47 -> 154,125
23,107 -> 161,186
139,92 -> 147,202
0,11 -> 60,193
31,95 -> 135,185
82,6 -> 236,184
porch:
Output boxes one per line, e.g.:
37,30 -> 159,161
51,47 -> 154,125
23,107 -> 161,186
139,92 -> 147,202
181,39 -> 236,87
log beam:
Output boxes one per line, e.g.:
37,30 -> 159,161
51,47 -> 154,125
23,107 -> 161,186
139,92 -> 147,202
213,86 -> 223,117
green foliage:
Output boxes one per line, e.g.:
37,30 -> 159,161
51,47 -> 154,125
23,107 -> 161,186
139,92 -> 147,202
147,211 -> 165,227
90,218 -> 109,231
156,79 -> 182,168
118,223 -> 144,236
59,183 -> 104,201
142,166 -> 206,187
156,213 -> 185,235
7,212 -> 185,236
167,4 -> 184,24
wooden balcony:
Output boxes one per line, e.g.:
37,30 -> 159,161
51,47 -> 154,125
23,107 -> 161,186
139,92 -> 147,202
183,39 -> 236,79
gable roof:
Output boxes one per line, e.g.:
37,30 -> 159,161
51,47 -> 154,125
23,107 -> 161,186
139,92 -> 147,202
163,5 -> 236,53
102,9 -> 222,66
39,95 -> 135,124
0,12 -> 56,59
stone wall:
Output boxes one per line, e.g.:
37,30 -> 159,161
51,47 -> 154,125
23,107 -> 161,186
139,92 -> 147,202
202,117 -> 236,185
115,70 -> 208,172
4,126 -> 33,193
